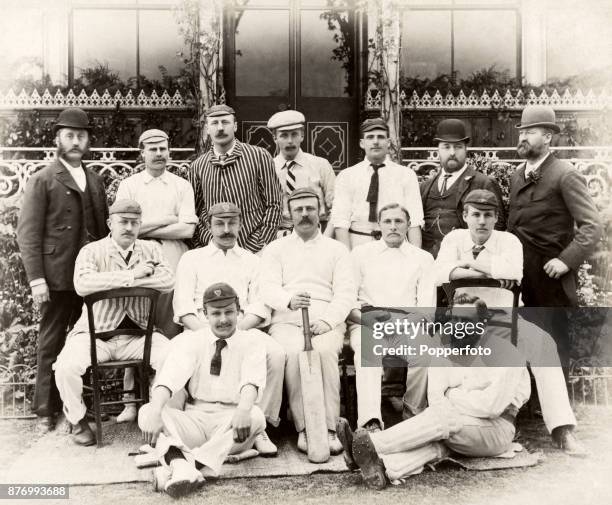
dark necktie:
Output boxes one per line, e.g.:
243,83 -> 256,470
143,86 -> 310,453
367,163 -> 384,222
526,168 -> 540,183
123,251 -> 132,265
285,160 -> 296,193
210,338 -> 227,376
472,244 -> 485,259
440,173 -> 452,196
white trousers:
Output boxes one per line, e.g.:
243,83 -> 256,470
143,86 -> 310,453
258,333 -> 287,427
54,332 -> 169,424
269,323 -> 344,432
487,315 -> 576,432
348,322 -> 432,428
370,401 -> 516,481
148,402 -> 265,476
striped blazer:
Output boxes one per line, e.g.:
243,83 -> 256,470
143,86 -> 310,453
69,236 -> 174,336
188,140 -> 282,253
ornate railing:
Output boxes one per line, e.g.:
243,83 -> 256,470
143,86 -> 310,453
365,87 -> 612,111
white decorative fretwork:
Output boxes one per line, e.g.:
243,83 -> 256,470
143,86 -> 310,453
0,88 -> 189,110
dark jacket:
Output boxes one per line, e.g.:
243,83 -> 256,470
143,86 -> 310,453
420,166 -> 507,230
508,153 -> 602,270
17,160 -> 109,291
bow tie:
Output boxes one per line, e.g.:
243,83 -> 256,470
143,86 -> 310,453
526,168 -> 541,184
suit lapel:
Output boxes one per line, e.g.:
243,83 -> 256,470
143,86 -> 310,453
454,167 -> 475,208
54,160 -> 82,193
512,162 -> 535,195
420,172 -> 439,202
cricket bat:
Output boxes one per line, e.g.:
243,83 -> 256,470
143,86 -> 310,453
298,307 -> 330,463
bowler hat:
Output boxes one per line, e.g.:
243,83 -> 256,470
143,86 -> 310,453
206,104 -> 236,118
360,118 -> 389,135
54,108 -> 91,133
109,199 -> 142,215
434,119 -> 470,143
464,189 -> 498,210
515,105 -> 560,133
202,282 -> 239,307
267,110 -> 306,131
209,202 -> 241,219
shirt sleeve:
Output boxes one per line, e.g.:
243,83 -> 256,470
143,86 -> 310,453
319,158 -> 336,211
434,231 -> 462,285
132,242 -> 175,292
172,252 -> 199,323
329,170 -> 352,229
177,180 -> 198,225
320,246 -> 357,328
416,253 -> 437,307
489,233 -> 523,281
154,333 -> 199,394
187,158 -> 212,248
114,178 -> 131,202
73,245 -> 135,296
244,256 -> 272,326
258,244 -> 293,311
238,331 -> 268,403
403,169 -> 425,228
251,150 -> 283,248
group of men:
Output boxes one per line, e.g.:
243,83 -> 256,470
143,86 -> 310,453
16,102 -> 602,496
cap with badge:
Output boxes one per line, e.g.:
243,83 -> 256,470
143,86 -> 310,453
463,189 -> 498,210
202,282 -> 239,307
109,199 -> 142,215
138,129 -> 169,146
206,104 -> 236,118
209,202 -> 241,218
267,110 -> 306,131
360,117 -> 389,135
287,187 -> 320,206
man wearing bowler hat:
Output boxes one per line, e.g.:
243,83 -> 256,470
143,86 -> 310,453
508,105 -> 602,369
188,104 -> 282,253
330,118 -> 424,249
17,107 -> 108,433
267,110 -> 336,236
420,119 -> 505,259
115,128 -> 198,422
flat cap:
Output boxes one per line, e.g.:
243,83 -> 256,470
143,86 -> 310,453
54,107 -> 91,133
464,189 -> 498,210
202,282 -> 239,307
434,119 -> 470,143
139,129 -> 168,146
287,187 -> 320,205
206,104 -> 236,118
267,110 -> 306,131
515,105 -> 560,133
361,118 -> 389,135
109,199 -> 142,215
209,201 -> 241,218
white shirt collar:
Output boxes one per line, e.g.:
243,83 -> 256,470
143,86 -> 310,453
213,140 -> 236,159
208,241 -> 241,257
110,236 -> 135,257
289,229 -> 322,244
525,153 -> 550,175
142,169 -> 169,184
59,156 -> 84,174
460,230 -> 498,254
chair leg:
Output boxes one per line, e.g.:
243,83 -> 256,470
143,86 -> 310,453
91,367 -> 103,447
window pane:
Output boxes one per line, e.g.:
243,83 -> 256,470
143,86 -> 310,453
234,0 -> 289,7
546,7 -> 612,80
454,10 -> 516,79
73,9 -> 137,83
139,10 -> 185,82
235,10 -> 289,96
0,8 -> 44,88
401,11 -> 451,79
300,9 -> 350,97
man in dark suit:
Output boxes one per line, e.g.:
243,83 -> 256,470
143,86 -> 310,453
17,107 -> 108,432
420,119 -> 506,259
508,105 -> 602,371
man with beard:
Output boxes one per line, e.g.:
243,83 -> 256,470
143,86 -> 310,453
508,105 -> 602,368
172,202 -> 285,456
330,118 -> 423,249
17,107 -> 108,433
267,110 -> 336,236
188,105 -> 282,253
260,188 -> 355,455
115,129 -> 198,422
53,199 -> 174,446
420,119 -> 505,258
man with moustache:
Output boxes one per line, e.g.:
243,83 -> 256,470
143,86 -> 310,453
420,119 -> 505,258
347,203 -> 436,433
330,118 -> 423,249
138,283 -> 267,498
17,107 -> 108,433
115,129 -> 198,422
267,110 -> 336,236
53,199 -> 174,446
172,202 -> 285,456
508,105 -> 602,368
260,188 -> 355,455
188,105 -> 282,253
